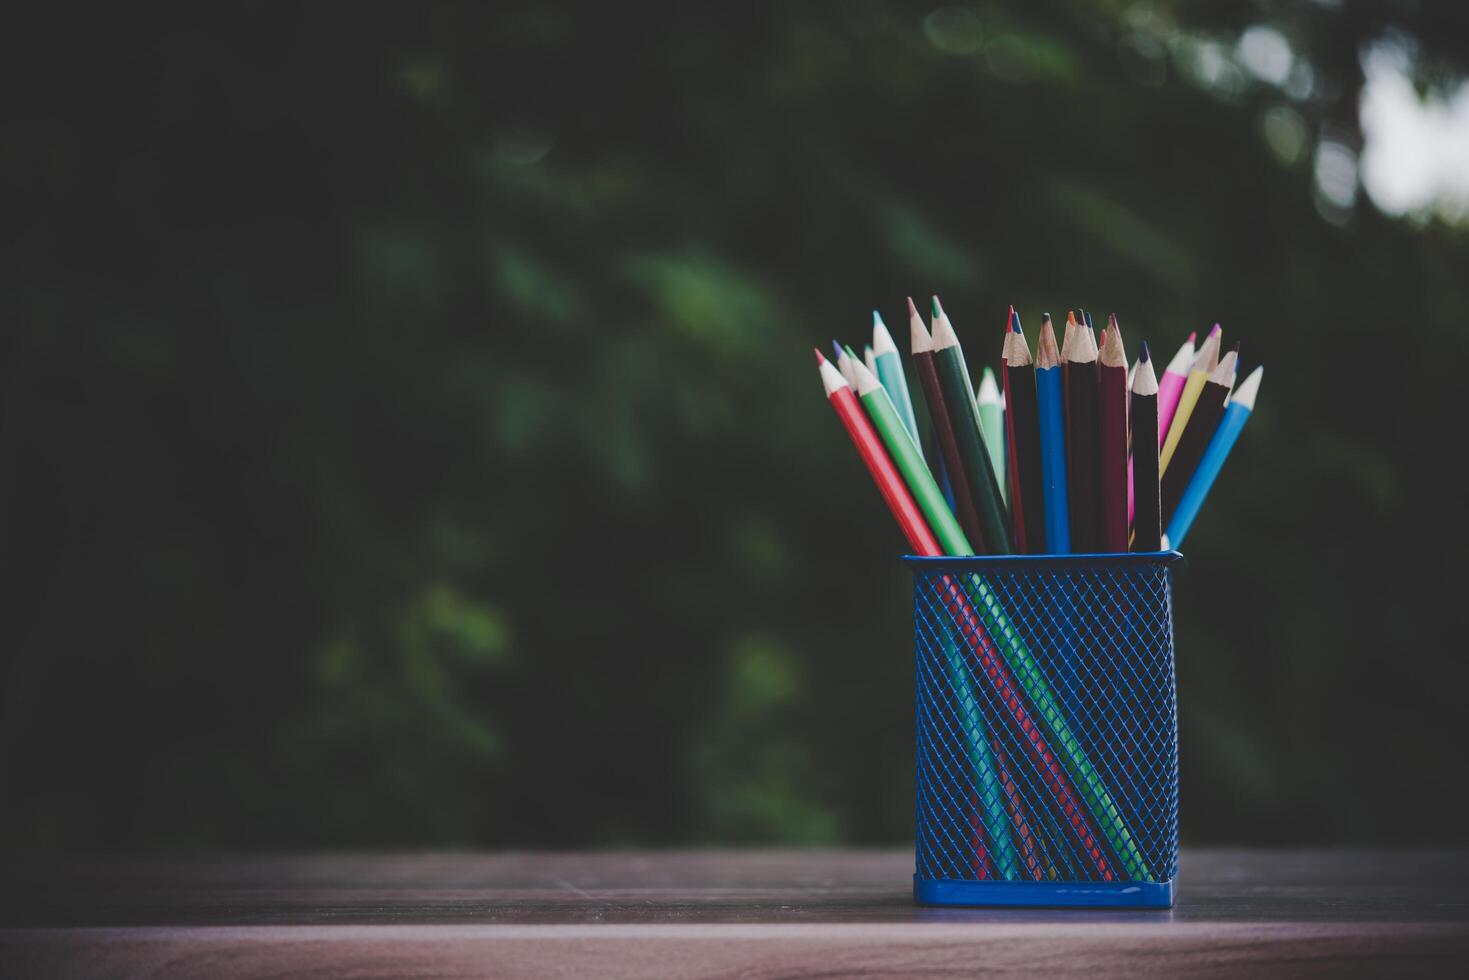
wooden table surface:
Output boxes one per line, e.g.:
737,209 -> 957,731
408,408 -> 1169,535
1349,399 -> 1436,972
2,849 -> 1467,977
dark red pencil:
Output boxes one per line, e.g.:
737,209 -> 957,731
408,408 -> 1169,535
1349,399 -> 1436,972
908,298 -> 987,548
1097,315 -> 1129,552
1001,308 -> 1045,553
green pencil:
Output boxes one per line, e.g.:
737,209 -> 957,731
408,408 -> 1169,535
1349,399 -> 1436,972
849,357 -> 1020,876
848,358 -> 969,554
929,298 -> 1012,554
853,345 -> 1147,879
872,310 -> 923,453
976,366 -> 1005,504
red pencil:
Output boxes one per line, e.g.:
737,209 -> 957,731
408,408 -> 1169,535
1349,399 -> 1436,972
817,350 -> 941,555
1098,315 -> 1129,552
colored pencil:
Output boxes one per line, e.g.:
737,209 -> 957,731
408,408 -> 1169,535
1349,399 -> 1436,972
1156,331 -> 1197,447
1035,314 -> 1070,553
1097,315 -> 1129,552
1125,348 -> 1144,527
930,297 -> 1012,554
816,327 -> 1164,882
849,356 -> 972,553
1161,345 -> 1238,525
1082,309 -> 1098,378
917,314 -> 1146,874
992,737 -> 1045,880
1064,319 -> 1101,552
842,353 -> 1118,879
910,299 -> 987,548
1160,325 -> 1220,472
833,340 -> 860,391
816,350 -> 939,553
1130,342 -> 1162,551
1168,366 -> 1262,547
816,351 -> 1003,878
1060,310 -> 1079,444
872,309 -> 922,452
1001,309 -> 1045,553
976,366 -> 1005,502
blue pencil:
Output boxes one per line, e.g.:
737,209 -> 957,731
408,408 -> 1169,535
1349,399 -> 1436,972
1035,314 -> 1070,553
872,310 -> 923,454
1167,365 -> 1262,548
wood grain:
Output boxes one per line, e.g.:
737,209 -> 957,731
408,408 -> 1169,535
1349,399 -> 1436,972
2,849 -> 1466,978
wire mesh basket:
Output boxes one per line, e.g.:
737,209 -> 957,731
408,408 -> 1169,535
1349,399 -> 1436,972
907,551 -> 1183,908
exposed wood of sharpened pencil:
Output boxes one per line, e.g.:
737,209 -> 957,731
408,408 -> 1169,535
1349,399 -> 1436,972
1160,326 -> 1221,471
818,350 -> 1001,879
850,356 -> 973,554
1130,343 -> 1162,552
931,297 -> 1013,554
872,310 -> 923,452
1161,345 -> 1238,526
909,299 -> 987,549
833,340 -> 860,391
1156,331 -> 1197,447
817,350 -> 941,555
1097,315 -> 1129,553
1061,310 -> 1078,451
1064,320 -> 1101,552
816,349 -> 1138,881
976,366 -> 1005,504
1167,365 -> 1262,547
1002,310 -> 1045,553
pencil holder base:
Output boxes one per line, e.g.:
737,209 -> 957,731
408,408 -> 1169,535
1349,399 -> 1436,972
914,875 -> 1175,909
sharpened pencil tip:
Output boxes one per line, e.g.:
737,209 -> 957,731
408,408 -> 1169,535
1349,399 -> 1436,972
1010,308 -> 1023,334
1042,312 -> 1052,325
872,309 -> 883,328
906,295 -> 918,318
813,347 -> 825,364
1209,322 -> 1221,338
1083,310 -> 1094,330
931,295 -> 943,319
1186,330 -> 1197,344
830,339 -> 845,360
1139,339 -> 1151,362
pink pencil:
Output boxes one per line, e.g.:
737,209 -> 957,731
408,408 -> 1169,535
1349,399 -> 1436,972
1156,328 -> 1203,448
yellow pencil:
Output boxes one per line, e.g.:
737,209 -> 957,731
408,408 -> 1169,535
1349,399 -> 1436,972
1159,325 -> 1221,474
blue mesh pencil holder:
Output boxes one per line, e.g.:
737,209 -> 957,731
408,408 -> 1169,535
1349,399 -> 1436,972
907,551 -> 1183,909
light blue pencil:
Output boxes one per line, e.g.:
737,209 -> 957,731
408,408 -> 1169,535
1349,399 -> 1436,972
1035,314 -> 1070,553
1167,366 -> 1262,548
872,310 -> 923,454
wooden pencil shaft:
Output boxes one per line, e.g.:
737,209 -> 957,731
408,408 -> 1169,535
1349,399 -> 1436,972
1160,378 -> 1230,526
1036,364 -> 1070,553
874,348 -> 921,451
1002,359 -> 1046,553
824,385 -> 941,556
1097,362 -> 1129,552
1130,390 -> 1162,551
1065,361 -> 1101,552
913,351 -> 987,549
933,346 -> 1013,554
822,353 -> 1144,879
857,378 -> 972,556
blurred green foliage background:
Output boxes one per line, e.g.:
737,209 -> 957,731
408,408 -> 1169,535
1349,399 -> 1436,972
5,1 -> 1469,849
